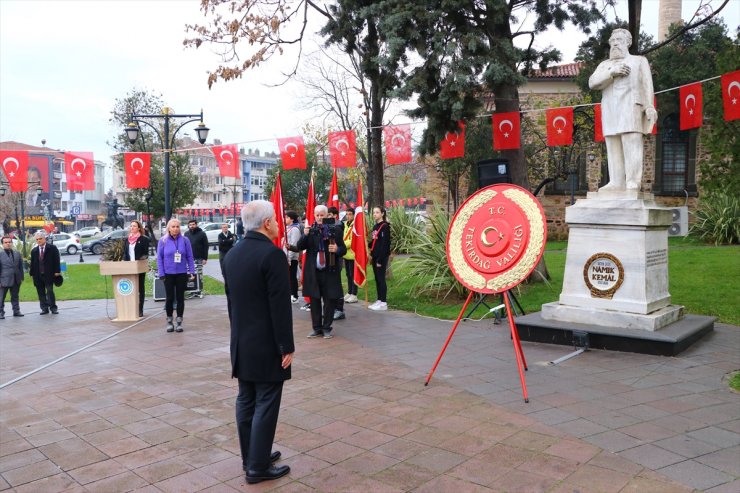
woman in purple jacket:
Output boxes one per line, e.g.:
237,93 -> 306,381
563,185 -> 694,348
157,218 -> 195,333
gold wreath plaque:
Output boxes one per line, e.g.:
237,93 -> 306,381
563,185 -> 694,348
446,184 -> 547,294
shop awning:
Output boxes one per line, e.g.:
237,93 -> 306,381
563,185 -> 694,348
22,220 -> 52,227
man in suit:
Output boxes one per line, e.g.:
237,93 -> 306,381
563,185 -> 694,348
29,231 -> 61,315
0,236 -> 25,318
294,204 -> 346,339
589,28 -> 657,192
224,200 -> 294,484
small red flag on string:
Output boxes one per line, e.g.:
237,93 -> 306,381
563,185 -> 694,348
277,136 -> 307,169
0,150 -> 29,192
124,152 -> 151,189
492,112 -> 521,150
211,144 -> 240,178
328,130 -> 357,168
546,108 -> 574,147
65,152 -> 95,191
384,124 -> 412,165
679,83 -> 703,130
439,121 -> 465,159
721,70 -> 740,121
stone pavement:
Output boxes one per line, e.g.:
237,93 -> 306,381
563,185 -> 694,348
0,291 -> 737,492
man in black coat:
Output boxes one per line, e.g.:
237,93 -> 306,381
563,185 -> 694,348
185,219 -> 209,265
294,204 -> 346,339
224,200 -> 294,484
29,231 -> 61,315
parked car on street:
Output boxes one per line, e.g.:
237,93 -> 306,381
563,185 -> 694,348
72,226 -> 101,238
49,233 -> 82,255
82,229 -> 127,255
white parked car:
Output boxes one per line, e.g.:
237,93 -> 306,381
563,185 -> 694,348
49,233 -> 82,255
72,226 -> 101,238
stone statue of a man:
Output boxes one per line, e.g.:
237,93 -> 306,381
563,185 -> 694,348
589,28 -> 657,191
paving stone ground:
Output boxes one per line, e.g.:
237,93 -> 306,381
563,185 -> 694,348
0,288 -> 737,492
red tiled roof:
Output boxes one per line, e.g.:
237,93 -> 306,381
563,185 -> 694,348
0,141 -> 64,157
528,62 -> 584,79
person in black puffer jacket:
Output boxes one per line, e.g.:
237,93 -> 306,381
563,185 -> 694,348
185,219 -> 209,266
368,206 -> 391,311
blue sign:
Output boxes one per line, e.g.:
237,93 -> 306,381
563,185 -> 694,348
117,278 -> 134,296
71,206 -> 81,215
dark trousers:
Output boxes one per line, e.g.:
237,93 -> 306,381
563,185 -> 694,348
289,260 -> 298,298
373,260 -> 388,302
137,272 -> 146,316
236,379 -> 284,471
33,276 -> 56,311
310,270 -> 335,332
163,273 -> 188,317
344,259 -> 357,295
0,284 -> 21,315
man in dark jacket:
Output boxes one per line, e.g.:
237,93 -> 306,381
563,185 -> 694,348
217,223 -> 235,280
0,236 -> 25,318
185,219 -> 209,265
224,200 -> 294,484
294,204 -> 346,339
29,231 -> 61,314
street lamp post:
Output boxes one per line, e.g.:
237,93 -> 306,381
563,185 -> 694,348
124,108 -> 209,221
221,181 -> 242,227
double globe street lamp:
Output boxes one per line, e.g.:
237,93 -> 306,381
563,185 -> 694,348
124,108 -> 209,221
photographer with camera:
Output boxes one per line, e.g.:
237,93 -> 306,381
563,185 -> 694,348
293,205 -> 346,339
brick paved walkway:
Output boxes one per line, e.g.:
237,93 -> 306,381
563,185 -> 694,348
0,294 -> 737,492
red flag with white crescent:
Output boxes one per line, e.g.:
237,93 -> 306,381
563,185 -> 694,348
65,152 -> 95,191
211,144 -> 240,178
492,112 -> 521,150
594,104 -> 605,142
680,83 -> 703,130
270,172 -> 285,248
277,136 -> 307,169
328,130 -> 357,168
384,124 -> 412,165
546,108 -> 574,147
328,169 -> 339,209
721,71 -> 740,121
440,121 -> 465,159
0,150 -> 29,192
351,182 -> 368,289
124,152 -> 151,189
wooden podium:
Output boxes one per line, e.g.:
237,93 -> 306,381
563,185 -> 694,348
99,260 -> 149,322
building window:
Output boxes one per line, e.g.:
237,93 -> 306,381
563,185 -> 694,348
213,193 -> 221,202
655,113 -> 697,195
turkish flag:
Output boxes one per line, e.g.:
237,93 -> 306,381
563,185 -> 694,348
440,121 -> 465,159
384,124 -> 412,165
351,181 -> 368,289
270,172 -> 285,248
721,70 -> 740,121
546,108 -> 574,147
124,152 -> 151,189
277,136 -> 307,169
594,104 -> 605,142
0,150 -> 29,192
65,152 -> 95,191
328,169 -> 339,209
492,112 -> 521,150
211,144 -> 240,178
680,83 -> 703,130
328,130 -> 357,168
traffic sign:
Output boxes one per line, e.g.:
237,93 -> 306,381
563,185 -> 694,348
71,206 -> 81,215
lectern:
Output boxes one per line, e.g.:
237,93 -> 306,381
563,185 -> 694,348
99,260 -> 149,322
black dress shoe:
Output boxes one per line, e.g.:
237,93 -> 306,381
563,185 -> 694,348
40,310 -> 49,315
0,314 -> 4,319
246,465 -> 290,484
51,309 -> 59,314
13,313 -> 24,317
242,451 -> 281,472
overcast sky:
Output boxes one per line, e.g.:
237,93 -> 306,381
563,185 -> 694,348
1,0 -> 736,188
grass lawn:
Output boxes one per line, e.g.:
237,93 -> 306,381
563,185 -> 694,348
13,237 -> 738,325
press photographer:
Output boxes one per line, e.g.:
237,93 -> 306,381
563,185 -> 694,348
293,205 -> 346,339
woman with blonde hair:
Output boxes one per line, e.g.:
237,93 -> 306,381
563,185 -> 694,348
157,218 -> 195,332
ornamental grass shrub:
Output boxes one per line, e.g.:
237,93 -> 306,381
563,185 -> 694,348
388,206 -> 426,254
690,193 -> 740,245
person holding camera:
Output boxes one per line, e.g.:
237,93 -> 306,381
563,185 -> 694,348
293,205 -> 346,339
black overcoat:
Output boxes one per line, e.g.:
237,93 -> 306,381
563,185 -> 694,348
224,231 -> 295,382
295,222 -> 346,299
29,244 -> 60,284
123,235 -> 151,260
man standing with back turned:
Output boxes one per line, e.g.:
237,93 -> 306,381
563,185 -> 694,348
224,200 -> 294,484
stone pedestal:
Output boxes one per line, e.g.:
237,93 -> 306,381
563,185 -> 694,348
526,192 -> 714,354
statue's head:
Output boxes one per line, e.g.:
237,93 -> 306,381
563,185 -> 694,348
609,28 -> 632,59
